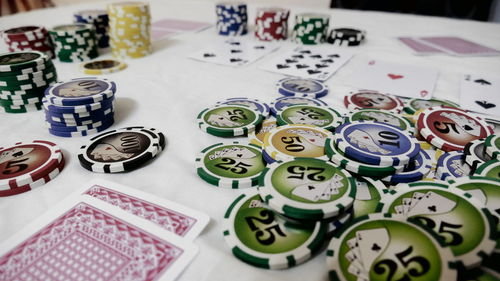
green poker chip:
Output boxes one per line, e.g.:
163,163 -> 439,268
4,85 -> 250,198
377,181 -> 496,268
222,190 -> 327,269
0,102 -> 42,113
247,117 -> 277,148
291,13 -> 329,45
352,176 -> 386,218
325,138 -> 404,177
197,104 -> 264,137
474,159 -> 500,180
195,142 -> 266,188
275,104 -> 343,131
404,98 -> 459,115
345,109 -> 414,134
258,158 -> 356,220
0,51 -> 50,72
485,134 -> 500,160
326,213 -> 458,281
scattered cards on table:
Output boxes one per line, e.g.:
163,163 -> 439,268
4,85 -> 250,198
397,36 -> 500,56
460,74 -> 500,117
0,179 -> 209,281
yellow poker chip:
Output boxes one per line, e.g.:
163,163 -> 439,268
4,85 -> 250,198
81,59 -> 127,75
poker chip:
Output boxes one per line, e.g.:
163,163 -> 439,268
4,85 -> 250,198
216,2 -> 248,36
254,7 -> 289,41
326,213 -> 458,281
404,98 -> 459,115
325,138 -> 404,177
248,117 -> 277,147
417,106 -> 493,152
291,13 -> 329,45
78,126 -> 165,173
382,148 -> 432,184
276,105 -> 343,131
261,149 -> 276,164
326,208 -> 353,236
379,181 -> 496,268
48,121 -> 114,138
81,59 -> 127,75
276,77 -> 328,98
326,28 -> 366,46
48,24 -> 99,62
485,134 -> 500,160
222,190 -> 327,269
0,140 -> 64,192
345,108 -> 414,134
463,138 -> 492,173
344,90 -> 404,113
46,116 -> 114,132
0,51 -> 56,113
195,142 -> 266,188
262,124 -> 332,162
108,2 -> 152,59
485,118 -> 500,135
73,9 -> 110,48
474,159 -> 500,179
258,158 -> 356,220
334,121 -> 420,166
436,151 -> 471,180
419,141 -> 442,180
45,106 -> 114,124
270,96 -> 327,116
42,97 -> 114,113
197,104 -> 263,137
351,176 -> 385,218
44,77 -> 116,106
216,97 -> 270,118
1,26 -> 54,58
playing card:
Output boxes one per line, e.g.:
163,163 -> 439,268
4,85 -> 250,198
222,147 -> 257,159
258,46 -> 354,81
78,179 -> 210,241
394,205 -> 406,215
189,38 -> 280,67
346,237 -> 362,265
356,228 -> 389,273
410,191 -> 426,209
407,191 -> 457,217
460,74 -> 500,117
419,36 -> 500,56
344,59 -> 439,100
292,181 -> 332,202
397,37 -> 445,55
355,181 -> 372,201
152,29 -> 178,41
402,197 -> 413,215
0,196 -> 198,281
153,18 -> 212,32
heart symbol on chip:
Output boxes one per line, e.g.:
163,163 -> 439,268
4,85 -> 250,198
388,74 -> 404,80
420,90 -> 428,97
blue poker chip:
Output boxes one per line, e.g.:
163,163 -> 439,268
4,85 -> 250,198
262,149 -> 276,164
381,148 -> 432,184
42,96 -> 114,114
334,121 -> 420,166
44,106 -> 114,124
48,118 -> 114,138
270,96 -> 328,116
45,116 -> 115,132
45,111 -> 113,126
44,77 -> 116,106
216,97 -> 270,117
276,77 -> 328,98
216,3 -> 248,36
436,151 -> 472,180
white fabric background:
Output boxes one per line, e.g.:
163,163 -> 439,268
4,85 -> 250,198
1,1 -> 500,280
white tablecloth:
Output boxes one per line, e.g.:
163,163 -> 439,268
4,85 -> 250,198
1,1 -> 500,280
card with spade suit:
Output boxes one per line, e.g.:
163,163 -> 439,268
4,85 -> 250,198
460,74 -> 500,117
258,46 -> 354,81
188,38 -> 280,67
344,59 -> 439,100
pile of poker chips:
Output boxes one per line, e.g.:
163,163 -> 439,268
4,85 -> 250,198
1,26 -> 54,58
0,140 -> 65,197
108,2 -> 152,59
254,7 -> 289,41
0,51 -> 57,113
43,77 -> 116,137
291,13 -> 329,45
78,126 -> 165,173
73,9 -> 110,48
326,28 -> 366,46
48,24 -> 99,62
193,77 -> 500,275
216,2 -> 248,36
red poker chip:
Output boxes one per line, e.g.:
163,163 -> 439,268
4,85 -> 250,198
255,8 -> 289,41
344,90 -> 404,113
417,106 -> 494,151
1,26 -> 54,58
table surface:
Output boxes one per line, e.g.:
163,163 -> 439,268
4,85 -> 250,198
1,1 -> 500,280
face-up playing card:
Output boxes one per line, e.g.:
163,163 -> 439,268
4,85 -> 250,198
460,74 -> 500,117
344,59 -> 439,100
410,191 -> 426,209
355,228 -> 389,273
189,38 -> 280,67
78,179 -> 210,241
258,46 -> 354,81
407,191 -> 457,217
355,181 -> 372,201
0,195 -> 198,281
292,179 -> 338,202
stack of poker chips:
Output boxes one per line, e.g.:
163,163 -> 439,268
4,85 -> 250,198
108,2 -> 152,59
73,10 -> 110,48
1,26 -> 54,58
49,24 -> 99,62
254,7 -> 289,41
291,13 -> 329,44
0,51 -> 57,113
0,140 -> 65,197
215,2 -> 248,36
43,77 -> 116,137
326,28 -> 366,46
